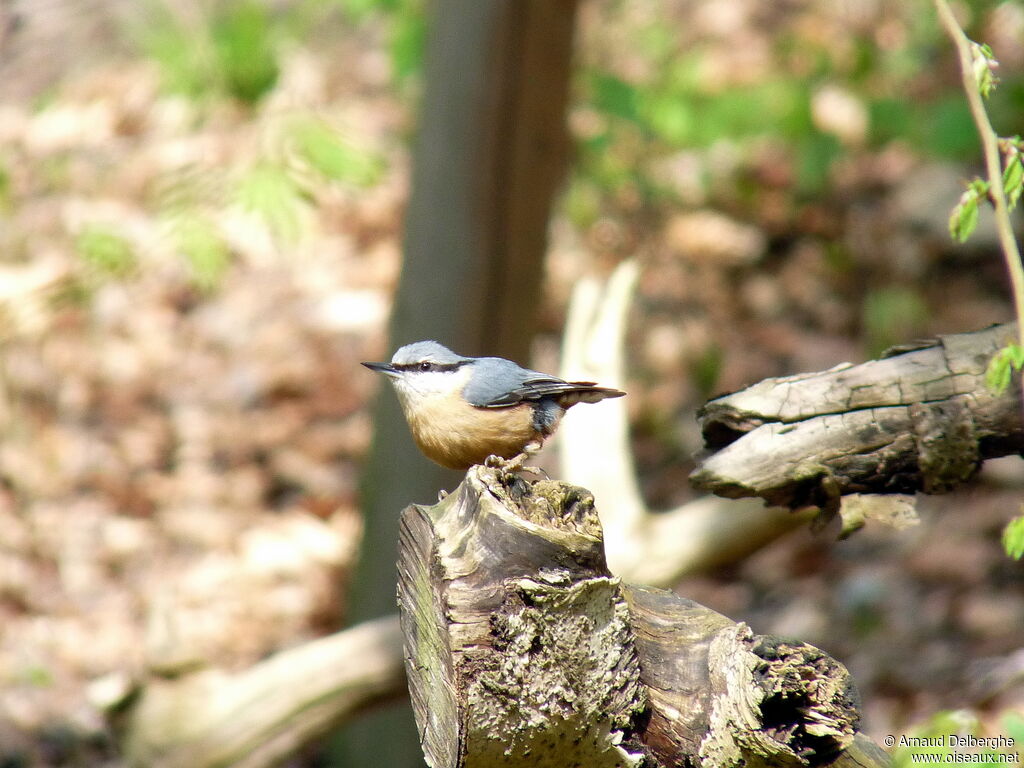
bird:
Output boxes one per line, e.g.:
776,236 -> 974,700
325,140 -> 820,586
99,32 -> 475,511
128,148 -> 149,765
362,341 -> 625,471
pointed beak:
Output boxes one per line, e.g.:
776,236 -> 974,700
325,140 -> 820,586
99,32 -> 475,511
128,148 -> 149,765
362,361 -> 400,378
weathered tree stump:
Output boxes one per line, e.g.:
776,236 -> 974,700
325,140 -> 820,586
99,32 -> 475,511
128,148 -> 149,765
397,466 -> 889,767
691,323 -> 1023,511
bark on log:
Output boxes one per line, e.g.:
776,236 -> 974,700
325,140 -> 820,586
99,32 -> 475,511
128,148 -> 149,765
691,323 -> 1023,511
397,466 -> 888,768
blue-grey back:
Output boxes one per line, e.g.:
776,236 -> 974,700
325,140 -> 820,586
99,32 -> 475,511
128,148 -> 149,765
461,357 -> 620,410
462,357 -> 548,407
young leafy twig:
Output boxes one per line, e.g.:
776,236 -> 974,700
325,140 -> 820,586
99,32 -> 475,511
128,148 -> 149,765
933,0 -> 1024,560
933,0 -> 1024,350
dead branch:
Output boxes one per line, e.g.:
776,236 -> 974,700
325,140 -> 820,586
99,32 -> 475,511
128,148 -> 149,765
691,323 -> 1023,511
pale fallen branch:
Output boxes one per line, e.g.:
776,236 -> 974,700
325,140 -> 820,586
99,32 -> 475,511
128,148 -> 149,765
114,615 -> 405,768
559,260 -> 804,584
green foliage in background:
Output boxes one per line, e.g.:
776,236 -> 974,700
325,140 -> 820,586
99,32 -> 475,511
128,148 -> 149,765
156,115 -> 385,288
338,0 -> 426,85
75,226 -> 137,278
236,163 -> 305,244
0,159 -> 11,213
212,0 -> 281,103
149,117 -> 385,289
570,62 -> 848,217
862,287 -> 929,358
566,1 -> 1024,226
289,118 -> 386,186
136,0 -> 428,100
124,0 -> 394,289
138,0 -> 281,103
689,344 -> 723,401
169,213 -> 231,291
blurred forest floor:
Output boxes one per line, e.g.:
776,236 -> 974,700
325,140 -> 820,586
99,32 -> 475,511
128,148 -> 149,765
0,0 -> 1022,765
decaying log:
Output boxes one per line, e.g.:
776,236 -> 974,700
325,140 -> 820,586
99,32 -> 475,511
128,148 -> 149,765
397,466 -> 887,768
691,323 -> 1023,511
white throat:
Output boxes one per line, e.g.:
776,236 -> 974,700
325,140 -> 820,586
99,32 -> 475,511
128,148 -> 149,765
390,365 -> 473,410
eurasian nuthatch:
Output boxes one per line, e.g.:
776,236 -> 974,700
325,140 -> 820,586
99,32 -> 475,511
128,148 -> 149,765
362,341 -> 625,470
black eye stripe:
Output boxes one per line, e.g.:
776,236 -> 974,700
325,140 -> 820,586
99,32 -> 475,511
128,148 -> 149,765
393,361 -> 466,373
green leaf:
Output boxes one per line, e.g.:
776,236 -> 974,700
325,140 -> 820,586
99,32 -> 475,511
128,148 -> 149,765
644,92 -> 696,146
868,98 -> 912,146
795,131 -> 841,195
690,344 -> 723,400
949,193 -> 979,243
135,3 -> 214,100
987,352 -> 1013,393
1003,154 -> 1023,209
1013,343 -> 1024,368
985,344 -> 1024,394
1003,513 -> 1024,560
971,41 -> 999,99
969,177 -> 991,196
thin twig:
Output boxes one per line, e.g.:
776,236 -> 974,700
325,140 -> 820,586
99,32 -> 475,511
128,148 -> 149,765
933,0 -> 1024,349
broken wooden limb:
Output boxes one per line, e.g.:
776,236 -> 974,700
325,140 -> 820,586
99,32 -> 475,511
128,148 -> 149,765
691,323 -> 1023,511
112,615 -> 405,768
397,466 -> 887,768
625,584 -> 863,767
559,260 -> 806,585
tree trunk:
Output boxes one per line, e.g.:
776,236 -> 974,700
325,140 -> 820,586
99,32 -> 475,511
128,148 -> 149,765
346,2 -> 580,764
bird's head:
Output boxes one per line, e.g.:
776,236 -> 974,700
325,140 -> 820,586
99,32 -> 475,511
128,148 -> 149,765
362,341 -> 472,401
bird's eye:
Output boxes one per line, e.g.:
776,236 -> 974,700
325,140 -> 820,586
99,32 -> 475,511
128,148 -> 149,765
419,362 -> 433,372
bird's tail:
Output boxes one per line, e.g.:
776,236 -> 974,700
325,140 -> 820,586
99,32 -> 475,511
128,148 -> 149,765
557,384 -> 626,406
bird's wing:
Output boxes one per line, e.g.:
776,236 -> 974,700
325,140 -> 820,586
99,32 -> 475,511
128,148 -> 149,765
463,359 -> 623,408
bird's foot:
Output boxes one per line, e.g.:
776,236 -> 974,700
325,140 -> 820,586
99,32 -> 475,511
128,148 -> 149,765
483,453 -> 508,470
437,488 -> 449,502
484,451 -> 548,478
